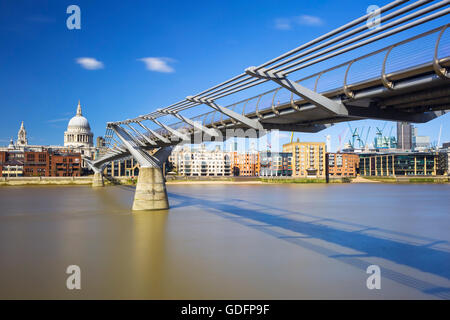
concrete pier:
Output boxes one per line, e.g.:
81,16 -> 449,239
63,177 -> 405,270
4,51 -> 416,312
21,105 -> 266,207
92,172 -> 104,187
132,167 -> 169,211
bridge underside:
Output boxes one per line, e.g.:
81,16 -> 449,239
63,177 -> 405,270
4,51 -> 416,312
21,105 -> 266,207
261,75 -> 449,130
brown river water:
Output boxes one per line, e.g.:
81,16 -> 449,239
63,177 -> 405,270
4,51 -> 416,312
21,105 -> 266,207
0,183 -> 449,299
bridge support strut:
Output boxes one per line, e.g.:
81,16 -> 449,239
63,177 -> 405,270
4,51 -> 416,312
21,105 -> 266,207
92,172 -> 104,187
84,159 -> 105,188
110,124 -> 169,211
132,166 -> 169,211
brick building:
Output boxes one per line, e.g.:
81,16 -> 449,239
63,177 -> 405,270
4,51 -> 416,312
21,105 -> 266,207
0,151 -> 5,176
48,152 -> 82,177
231,152 -> 260,176
24,151 -> 48,176
0,150 -> 81,177
327,153 -> 360,177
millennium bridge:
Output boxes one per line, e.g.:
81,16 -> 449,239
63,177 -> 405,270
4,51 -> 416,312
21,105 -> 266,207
86,0 -> 450,210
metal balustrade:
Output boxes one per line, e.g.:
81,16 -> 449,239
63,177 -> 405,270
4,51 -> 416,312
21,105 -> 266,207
145,24 -> 449,133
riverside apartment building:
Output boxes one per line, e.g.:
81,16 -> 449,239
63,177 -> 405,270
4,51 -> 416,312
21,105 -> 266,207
282,140 -> 326,178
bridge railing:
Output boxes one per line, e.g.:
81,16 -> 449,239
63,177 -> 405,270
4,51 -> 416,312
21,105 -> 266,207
156,24 -> 450,131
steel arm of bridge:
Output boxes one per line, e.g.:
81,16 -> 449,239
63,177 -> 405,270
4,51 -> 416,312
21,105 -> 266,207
262,123 -> 333,133
120,125 -> 148,147
114,146 -> 128,154
147,117 -> 191,141
84,158 -> 108,174
345,106 -> 449,123
111,145 -> 131,155
152,146 -> 174,165
110,137 -> 129,153
136,121 -> 171,144
126,123 -> 158,146
106,148 -> 122,156
92,144 -> 175,173
110,124 -> 159,168
245,66 -> 349,116
88,150 -> 132,173
158,109 -> 220,137
103,143 -> 122,155
186,96 -> 264,130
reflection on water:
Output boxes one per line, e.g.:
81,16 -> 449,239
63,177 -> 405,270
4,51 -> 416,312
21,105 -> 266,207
130,210 -> 167,298
0,184 -> 449,299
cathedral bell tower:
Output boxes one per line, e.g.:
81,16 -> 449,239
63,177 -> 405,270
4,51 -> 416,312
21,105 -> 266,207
17,121 -> 28,146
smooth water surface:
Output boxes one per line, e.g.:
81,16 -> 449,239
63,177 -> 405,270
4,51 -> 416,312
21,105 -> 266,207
0,184 -> 449,299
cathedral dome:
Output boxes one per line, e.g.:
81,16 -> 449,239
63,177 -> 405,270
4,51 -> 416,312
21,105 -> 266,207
67,115 -> 91,132
67,102 -> 91,132
64,101 -> 94,147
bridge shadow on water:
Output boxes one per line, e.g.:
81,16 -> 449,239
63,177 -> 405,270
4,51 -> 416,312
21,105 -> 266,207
168,192 -> 450,299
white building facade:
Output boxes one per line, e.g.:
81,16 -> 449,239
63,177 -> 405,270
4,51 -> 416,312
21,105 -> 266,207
169,144 -> 231,176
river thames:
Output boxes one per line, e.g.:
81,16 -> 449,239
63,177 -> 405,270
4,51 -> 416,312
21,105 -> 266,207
0,183 -> 449,299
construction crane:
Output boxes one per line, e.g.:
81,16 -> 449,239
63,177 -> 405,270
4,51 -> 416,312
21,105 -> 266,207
374,122 -> 387,148
437,123 -> 443,150
374,122 -> 398,149
337,127 -> 349,152
364,126 -> 371,148
347,123 -> 358,148
357,127 -> 365,148
348,123 -> 368,149
380,122 -> 387,134
388,125 -> 395,148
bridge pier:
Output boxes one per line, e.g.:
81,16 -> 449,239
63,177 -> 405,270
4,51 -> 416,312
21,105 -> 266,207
92,172 -> 104,187
132,167 -> 169,211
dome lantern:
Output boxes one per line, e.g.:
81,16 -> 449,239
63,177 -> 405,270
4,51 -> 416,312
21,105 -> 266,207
76,100 -> 82,116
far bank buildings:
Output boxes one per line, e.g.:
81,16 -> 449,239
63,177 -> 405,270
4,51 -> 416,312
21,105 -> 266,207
1,101 -> 448,178
0,101 -> 97,177
0,101 -> 150,178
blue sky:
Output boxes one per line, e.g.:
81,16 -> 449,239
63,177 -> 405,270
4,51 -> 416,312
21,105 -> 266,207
0,0 -> 448,151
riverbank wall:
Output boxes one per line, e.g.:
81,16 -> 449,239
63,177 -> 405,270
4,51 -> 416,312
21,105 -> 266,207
1,175 -> 448,186
360,176 -> 450,183
0,176 -> 93,186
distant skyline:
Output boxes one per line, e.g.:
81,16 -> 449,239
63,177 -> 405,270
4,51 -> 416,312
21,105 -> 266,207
1,0 -> 449,151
